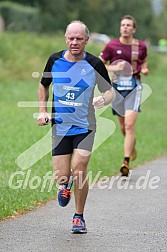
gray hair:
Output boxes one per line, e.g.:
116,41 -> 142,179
65,20 -> 89,38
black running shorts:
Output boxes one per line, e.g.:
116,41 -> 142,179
52,130 -> 95,156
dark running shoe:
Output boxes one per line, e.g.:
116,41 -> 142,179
57,176 -> 73,207
71,216 -> 87,234
120,163 -> 129,177
57,186 -> 72,207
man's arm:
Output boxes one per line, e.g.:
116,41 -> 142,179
99,56 -> 111,71
100,55 -> 126,72
103,89 -> 115,105
92,88 -> 115,109
37,83 -> 51,126
141,58 -> 149,76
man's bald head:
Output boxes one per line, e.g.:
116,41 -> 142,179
65,20 -> 89,39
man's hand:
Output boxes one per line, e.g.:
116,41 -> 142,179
107,61 -> 126,72
37,113 -> 51,126
108,60 -> 133,77
141,68 -> 149,76
92,96 -> 105,109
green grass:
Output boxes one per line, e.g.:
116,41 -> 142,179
0,33 -> 167,220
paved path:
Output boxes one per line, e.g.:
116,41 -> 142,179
0,156 -> 167,252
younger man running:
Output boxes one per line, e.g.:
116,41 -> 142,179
100,15 -> 149,176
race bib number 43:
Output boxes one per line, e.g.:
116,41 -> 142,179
56,85 -> 84,106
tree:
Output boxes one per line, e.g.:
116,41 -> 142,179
151,0 -> 167,43
103,0 -> 154,40
0,0 -> 39,6
1,0 -> 165,43
36,0 -> 155,41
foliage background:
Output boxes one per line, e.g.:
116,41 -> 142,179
0,0 -> 167,43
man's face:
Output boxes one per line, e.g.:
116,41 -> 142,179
65,24 -> 89,57
120,19 -> 136,38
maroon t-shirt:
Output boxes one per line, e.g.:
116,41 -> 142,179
100,38 -> 147,75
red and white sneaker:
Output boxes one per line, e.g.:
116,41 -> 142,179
71,216 -> 87,234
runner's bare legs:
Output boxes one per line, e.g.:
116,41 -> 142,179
118,110 -> 138,158
72,149 -> 90,214
53,149 -> 90,215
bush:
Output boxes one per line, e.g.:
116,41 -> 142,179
0,1 -> 40,32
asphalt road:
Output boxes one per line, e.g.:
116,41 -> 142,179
0,156 -> 167,252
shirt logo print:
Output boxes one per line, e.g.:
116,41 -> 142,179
81,69 -> 86,75
117,50 -> 122,54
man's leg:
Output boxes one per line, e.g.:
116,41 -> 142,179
118,111 -> 138,158
124,110 -> 138,158
117,115 -> 125,136
52,154 -> 73,207
70,149 -> 90,233
52,154 -> 72,185
71,149 -> 90,215
118,110 -> 138,176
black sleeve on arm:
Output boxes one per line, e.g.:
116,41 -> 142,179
95,59 -> 112,93
86,52 -> 112,93
40,55 -> 54,87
